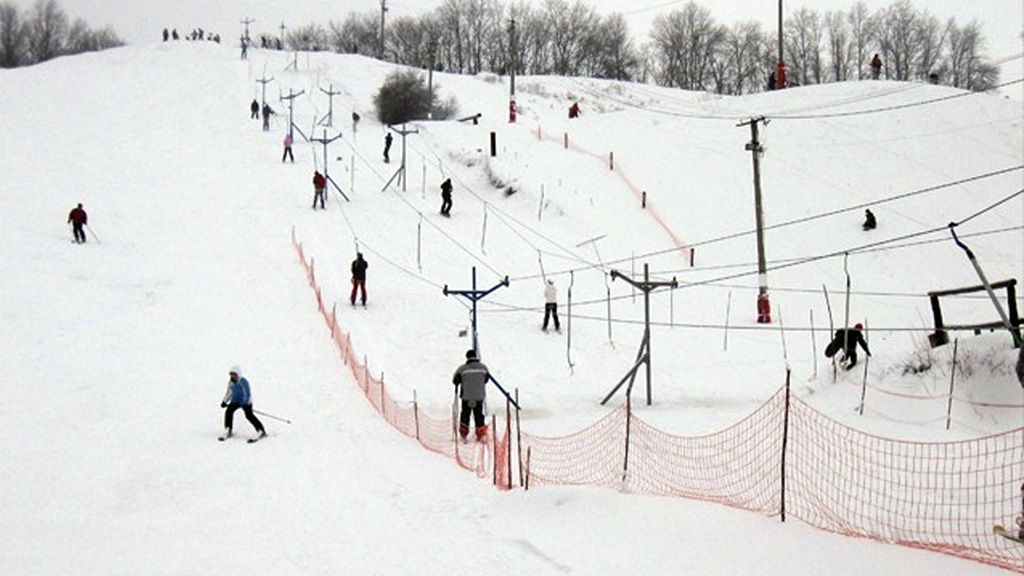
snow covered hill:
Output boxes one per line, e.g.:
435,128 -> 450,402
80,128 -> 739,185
1,42 -> 1020,575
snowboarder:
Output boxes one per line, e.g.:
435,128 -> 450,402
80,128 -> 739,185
312,170 -> 327,210
250,99 -> 259,119
261,103 -> 275,132
163,28 -> 169,42
350,252 -> 368,306
452,349 -> 490,442
383,132 -> 393,163
240,35 -> 248,59
543,279 -> 561,332
568,102 -> 581,119
863,209 -> 877,231
440,178 -> 453,217
282,132 -> 294,163
67,203 -> 87,244
824,323 -> 872,370
870,54 -> 882,80
219,365 -> 267,442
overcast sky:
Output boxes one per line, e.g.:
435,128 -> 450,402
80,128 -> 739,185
9,0 -> 1023,77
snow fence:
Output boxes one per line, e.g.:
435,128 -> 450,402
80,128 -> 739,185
293,230 -> 1022,573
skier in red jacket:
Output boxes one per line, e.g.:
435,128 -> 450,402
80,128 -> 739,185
312,171 -> 326,210
67,203 -> 88,243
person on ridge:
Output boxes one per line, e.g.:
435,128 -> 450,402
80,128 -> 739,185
350,252 -> 368,307
219,365 -> 267,442
862,209 -> 877,231
568,101 -> 581,119
250,99 -> 259,119
824,323 -> 872,370
870,54 -> 882,80
543,279 -> 561,332
163,28 -> 169,42
312,170 -> 327,210
282,132 -> 294,163
383,132 -> 393,164
440,178 -> 453,217
452,349 -> 490,442
67,203 -> 88,244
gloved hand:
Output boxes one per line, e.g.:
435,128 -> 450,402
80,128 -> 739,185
220,402 -> 228,408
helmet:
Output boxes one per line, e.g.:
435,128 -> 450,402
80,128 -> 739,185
229,365 -> 241,375
465,349 -> 477,360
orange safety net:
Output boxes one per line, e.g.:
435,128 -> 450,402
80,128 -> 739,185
294,229 -> 1023,572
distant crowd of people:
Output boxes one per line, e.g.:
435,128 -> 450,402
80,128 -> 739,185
163,28 -> 220,43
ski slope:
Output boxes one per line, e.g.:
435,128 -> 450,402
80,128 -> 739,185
1,41 -> 1021,575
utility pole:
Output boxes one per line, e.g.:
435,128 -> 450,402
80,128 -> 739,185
279,22 -> 286,48
240,17 -> 254,42
508,17 -> 517,123
427,38 -> 437,120
776,0 -> 786,89
601,263 -> 677,407
319,84 -> 342,127
379,0 -> 388,60
255,74 -> 274,109
309,129 -> 350,202
280,88 -> 305,138
381,124 -> 419,192
443,267 -> 510,354
739,117 -> 771,323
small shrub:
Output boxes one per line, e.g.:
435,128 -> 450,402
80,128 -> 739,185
374,69 -> 458,125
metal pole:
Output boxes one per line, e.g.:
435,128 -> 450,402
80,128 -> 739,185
945,338 -> 959,430
780,368 -> 790,522
749,119 -> 769,322
810,309 -> 817,378
644,264 -> 652,406
858,320 -> 869,416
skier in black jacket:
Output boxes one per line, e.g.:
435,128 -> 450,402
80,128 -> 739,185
824,323 -> 872,369
350,252 -> 368,306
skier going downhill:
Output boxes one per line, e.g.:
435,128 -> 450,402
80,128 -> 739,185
67,203 -> 88,244
452,349 -> 490,442
219,365 -> 267,442
824,323 -> 872,370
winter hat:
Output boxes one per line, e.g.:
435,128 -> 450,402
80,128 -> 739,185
465,349 -> 477,360
229,365 -> 241,375
854,323 -> 863,330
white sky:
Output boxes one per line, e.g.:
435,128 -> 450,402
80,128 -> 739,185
10,0 -> 1022,63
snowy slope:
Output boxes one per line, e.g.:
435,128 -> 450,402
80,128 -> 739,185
0,42 -> 1020,575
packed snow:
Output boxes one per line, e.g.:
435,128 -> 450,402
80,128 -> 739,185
1,41 -> 1021,575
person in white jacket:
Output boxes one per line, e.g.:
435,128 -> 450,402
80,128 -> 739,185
543,279 -> 560,332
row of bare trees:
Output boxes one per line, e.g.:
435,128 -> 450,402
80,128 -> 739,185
1,0 -> 122,68
272,0 -> 999,93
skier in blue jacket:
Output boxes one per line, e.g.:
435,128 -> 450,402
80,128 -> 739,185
219,365 -> 266,441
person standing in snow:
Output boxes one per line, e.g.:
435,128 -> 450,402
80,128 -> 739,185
440,178 -> 453,217
250,99 -> 259,119
568,102 -> 581,118
350,252 -> 368,306
312,170 -> 327,210
863,209 -> 877,231
67,203 -> 88,244
870,54 -> 882,80
261,103 -> 275,132
219,366 -> 267,441
282,132 -> 294,163
543,279 -> 561,332
163,28 -> 169,42
452,349 -> 490,442
824,323 -> 872,370
383,132 -> 393,163
171,29 -> 179,40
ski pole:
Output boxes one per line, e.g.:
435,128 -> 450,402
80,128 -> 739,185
253,409 -> 291,424
85,224 -> 101,244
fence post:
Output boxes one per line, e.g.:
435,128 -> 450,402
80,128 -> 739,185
380,372 -> 386,419
642,191 -> 646,208
330,302 -> 337,340
622,393 -> 632,484
525,446 -> 531,491
810,309 -> 817,379
609,151 -> 614,170
781,369 -> 791,522
946,338 -> 959,430
492,414 -> 498,486
858,320 -> 869,416
563,133 -> 568,149
506,397 -> 513,490
413,390 -> 420,441
515,388 -> 523,487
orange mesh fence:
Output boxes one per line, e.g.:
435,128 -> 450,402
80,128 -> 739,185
293,229 -> 1022,571
626,388 -> 787,514
787,396 -> 1023,572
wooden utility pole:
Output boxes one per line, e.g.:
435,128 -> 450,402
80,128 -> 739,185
255,74 -> 274,108
319,84 -> 342,127
379,0 -> 388,60
280,88 -> 305,138
508,17 -> 517,123
739,117 -> 771,323
601,263 -> 678,406
776,0 -> 786,88
279,22 -> 286,47
427,38 -> 437,120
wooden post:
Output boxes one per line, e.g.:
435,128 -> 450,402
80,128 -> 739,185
380,372 -> 386,419
946,339 -> 959,430
622,393 -> 632,483
609,151 -> 614,170
538,185 -> 545,221
563,133 -> 568,149
723,292 -> 732,351
779,304 -> 789,366
506,397 -> 512,490
823,284 -> 836,381
689,248 -> 695,267
330,302 -> 337,340
492,414 -> 498,486
525,446 -> 531,491
416,219 -> 422,271
642,191 -> 646,208
413,390 -> 420,441
780,369 -> 791,522
810,309 -> 818,379
858,321 -> 869,416
515,388 -> 523,487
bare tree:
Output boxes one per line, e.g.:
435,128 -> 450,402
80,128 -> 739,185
328,12 -> 380,55
589,13 -> 639,81
944,18 -> 998,90
824,10 -> 851,81
876,0 -> 920,80
846,1 -> 875,79
785,7 -> 824,85
0,2 -> 26,67
722,20 -> 764,94
913,9 -> 945,80
546,0 -> 599,76
650,2 -> 724,90
285,23 -> 327,51
25,0 -> 67,63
